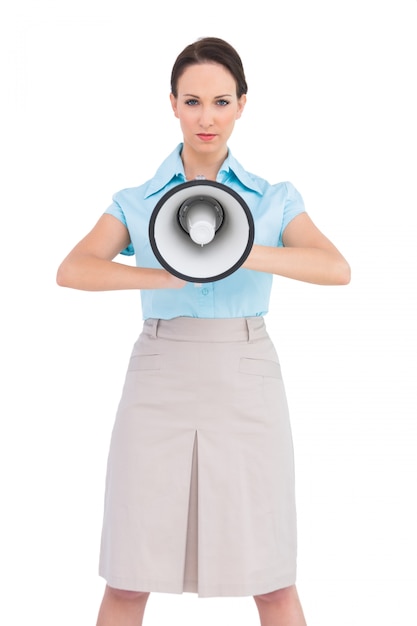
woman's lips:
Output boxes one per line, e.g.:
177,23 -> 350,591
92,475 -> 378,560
197,134 -> 216,141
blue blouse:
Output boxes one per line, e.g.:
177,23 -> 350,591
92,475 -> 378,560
105,144 -> 305,320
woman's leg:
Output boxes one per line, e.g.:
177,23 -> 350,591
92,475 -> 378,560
254,585 -> 307,626
96,585 -> 150,626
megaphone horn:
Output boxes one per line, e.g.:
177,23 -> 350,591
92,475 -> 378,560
149,180 -> 255,283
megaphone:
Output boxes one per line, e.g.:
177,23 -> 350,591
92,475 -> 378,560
149,180 -> 255,283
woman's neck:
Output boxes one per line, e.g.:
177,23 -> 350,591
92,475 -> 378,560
181,145 -> 228,182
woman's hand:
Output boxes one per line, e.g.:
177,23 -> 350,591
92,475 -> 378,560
162,274 -> 187,289
243,213 -> 351,286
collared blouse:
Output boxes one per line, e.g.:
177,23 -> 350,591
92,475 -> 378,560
105,144 -> 305,319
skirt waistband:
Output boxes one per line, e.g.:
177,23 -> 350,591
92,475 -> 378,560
142,317 -> 267,342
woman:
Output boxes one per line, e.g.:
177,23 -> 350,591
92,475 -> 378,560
57,37 -> 350,626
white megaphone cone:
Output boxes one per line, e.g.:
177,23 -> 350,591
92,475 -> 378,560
149,180 -> 254,283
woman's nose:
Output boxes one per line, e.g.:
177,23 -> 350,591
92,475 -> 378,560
199,107 -> 214,128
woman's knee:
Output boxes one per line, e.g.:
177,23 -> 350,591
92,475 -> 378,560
105,585 -> 150,603
254,584 -> 297,605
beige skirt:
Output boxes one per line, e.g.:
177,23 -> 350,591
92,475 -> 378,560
99,317 -> 297,598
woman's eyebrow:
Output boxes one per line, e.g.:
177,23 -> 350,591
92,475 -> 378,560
181,93 -> 233,98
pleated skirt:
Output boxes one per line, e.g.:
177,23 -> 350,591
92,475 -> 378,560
99,316 -> 297,598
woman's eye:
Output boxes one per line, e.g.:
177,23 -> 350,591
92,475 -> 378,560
216,99 -> 229,106
185,99 -> 199,106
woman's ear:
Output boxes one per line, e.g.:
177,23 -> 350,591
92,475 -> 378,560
236,94 -> 247,120
170,93 -> 179,118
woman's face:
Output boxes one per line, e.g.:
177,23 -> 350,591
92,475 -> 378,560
170,62 -> 246,159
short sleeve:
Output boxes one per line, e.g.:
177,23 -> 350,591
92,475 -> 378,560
278,182 -> 306,246
105,199 -> 135,256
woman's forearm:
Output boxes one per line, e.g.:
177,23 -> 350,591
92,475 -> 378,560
243,244 -> 351,286
56,255 -> 184,291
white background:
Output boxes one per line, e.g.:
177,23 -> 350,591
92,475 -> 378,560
1,1 -> 416,624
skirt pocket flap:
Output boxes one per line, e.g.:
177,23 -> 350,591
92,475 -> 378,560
129,354 -> 161,371
238,357 -> 282,378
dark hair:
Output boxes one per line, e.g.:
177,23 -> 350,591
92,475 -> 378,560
170,37 -> 248,98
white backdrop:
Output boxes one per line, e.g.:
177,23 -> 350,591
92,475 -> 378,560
1,1 -> 416,624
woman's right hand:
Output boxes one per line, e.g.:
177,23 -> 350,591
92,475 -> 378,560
162,273 -> 187,289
